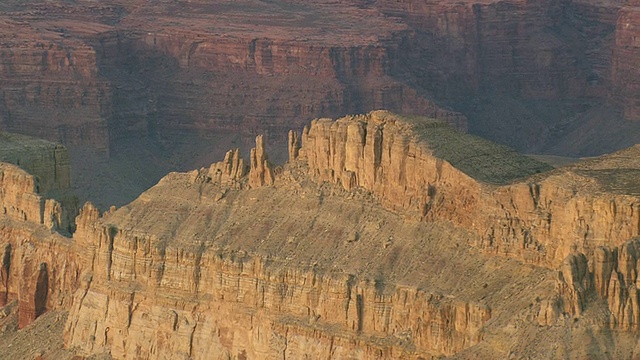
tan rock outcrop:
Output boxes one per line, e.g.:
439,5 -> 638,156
555,238 -> 640,330
249,135 -> 274,188
300,112 -> 485,219
0,132 -> 72,193
203,148 -> 247,187
287,130 -> 300,163
0,163 -> 76,234
0,163 -> 44,225
8,111 -> 640,359
297,111 -> 640,268
0,133 -> 78,233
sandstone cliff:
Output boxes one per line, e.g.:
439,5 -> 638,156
0,132 -> 71,193
5,113 -> 640,358
296,111 -> 640,267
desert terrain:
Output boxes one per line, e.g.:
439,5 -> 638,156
0,112 -> 639,358
0,0 -> 639,359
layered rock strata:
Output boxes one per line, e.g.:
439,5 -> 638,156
297,111 -> 640,267
66,198 -> 492,357
0,18 -> 111,153
1,0 -> 639,160
6,112 -> 640,358
0,132 -> 71,193
612,5 -> 640,120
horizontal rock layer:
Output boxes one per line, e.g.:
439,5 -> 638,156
4,111 -> 640,359
66,203 -> 491,357
298,111 -> 640,267
1,0 -> 639,161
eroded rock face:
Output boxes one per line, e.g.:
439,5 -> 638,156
297,111 -> 640,267
613,5 -> 640,121
3,0 -> 639,161
0,211 -> 80,329
66,216 -> 491,358
7,112 -> 640,358
555,238 -> 640,330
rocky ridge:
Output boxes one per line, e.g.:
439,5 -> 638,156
297,111 -> 640,267
3,112 -> 640,358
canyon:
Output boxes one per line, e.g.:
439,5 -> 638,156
0,0 -> 639,175
1,0 -> 640,358
1,111 -> 640,358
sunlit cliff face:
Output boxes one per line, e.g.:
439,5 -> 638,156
1,111 -> 640,358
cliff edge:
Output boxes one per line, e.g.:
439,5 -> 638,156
2,113 -> 640,358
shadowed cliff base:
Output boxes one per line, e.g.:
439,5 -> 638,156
67,129 -> 289,210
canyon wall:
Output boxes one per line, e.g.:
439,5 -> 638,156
4,0 -> 639,161
297,111 -> 640,267
89,25 -> 467,149
4,111 -> 640,358
65,201 -> 490,358
60,111 -> 640,359
613,4 -> 640,121
0,18 -> 111,153
378,0 -> 590,101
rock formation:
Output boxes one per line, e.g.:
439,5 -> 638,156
555,238 -> 640,331
0,132 -> 71,193
1,0 -> 638,164
249,135 -> 275,188
6,112 -> 640,358
296,111 -> 640,268
613,5 -> 640,121
0,133 -> 77,233
0,15 -> 111,153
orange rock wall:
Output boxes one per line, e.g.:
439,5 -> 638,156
298,113 -> 640,267
64,203 -> 489,358
0,205 -> 80,329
